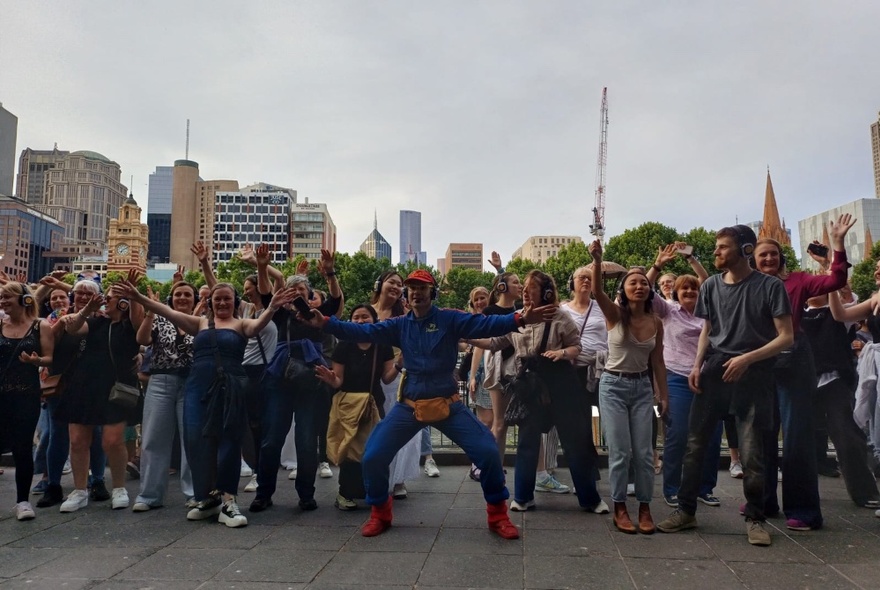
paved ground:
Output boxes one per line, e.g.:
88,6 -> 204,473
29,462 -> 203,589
1,464 -> 879,589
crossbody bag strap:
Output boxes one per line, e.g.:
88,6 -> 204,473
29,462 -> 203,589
578,301 -> 593,339
107,320 -> 119,379
538,320 -> 552,354
368,346 -> 378,396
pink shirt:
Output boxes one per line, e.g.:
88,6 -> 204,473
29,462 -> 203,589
779,249 -> 848,334
653,297 -> 704,376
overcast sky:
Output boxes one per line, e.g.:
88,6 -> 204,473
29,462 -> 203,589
3,1 -> 879,268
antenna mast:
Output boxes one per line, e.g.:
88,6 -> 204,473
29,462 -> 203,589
589,87 -> 609,243
185,119 -> 190,160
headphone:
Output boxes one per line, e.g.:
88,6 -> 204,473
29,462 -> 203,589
402,284 -> 438,301
116,298 -> 131,312
18,283 -> 35,308
206,287 -> 242,311
732,224 -> 757,258
166,283 -> 200,308
617,271 -> 655,306
568,273 -> 575,293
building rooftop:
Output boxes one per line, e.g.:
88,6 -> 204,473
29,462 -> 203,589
70,150 -> 114,164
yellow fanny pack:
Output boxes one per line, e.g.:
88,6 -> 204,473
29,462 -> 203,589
403,394 -> 461,423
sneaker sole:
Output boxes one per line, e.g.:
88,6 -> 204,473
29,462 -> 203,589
664,498 -> 679,508
748,536 -> 772,546
187,506 -> 221,521
335,501 -> 357,511
59,504 -> 87,513
425,471 -> 440,478
535,487 -> 570,494
219,513 -> 248,528
510,503 -> 536,512
657,520 -> 697,533
698,498 -> 721,507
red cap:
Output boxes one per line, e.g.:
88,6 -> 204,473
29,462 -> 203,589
404,269 -> 436,286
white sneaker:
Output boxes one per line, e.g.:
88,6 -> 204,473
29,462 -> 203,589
288,466 -> 298,480
132,502 -> 151,512
15,501 -> 35,521
244,474 -> 258,492
62,459 -> 72,475
240,463 -> 253,478
729,461 -> 744,479
424,458 -> 440,478
588,500 -> 610,514
510,499 -> 536,511
392,483 -> 408,499
111,487 -> 129,510
60,489 -> 89,513
219,498 -> 248,528
319,462 -> 332,479
778,468 -> 783,482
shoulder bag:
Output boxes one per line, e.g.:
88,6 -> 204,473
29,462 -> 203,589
504,320 -> 553,427
108,321 -> 140,408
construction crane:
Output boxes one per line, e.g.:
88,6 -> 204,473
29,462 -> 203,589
589,87 -> 609,243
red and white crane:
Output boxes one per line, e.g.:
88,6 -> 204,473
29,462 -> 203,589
589,87 -> 609,243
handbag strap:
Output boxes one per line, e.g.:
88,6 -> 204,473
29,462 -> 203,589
538,320 -> 552,354
368,346 -> 378,396
578,301 -> 594,339
107,320 -> 121,379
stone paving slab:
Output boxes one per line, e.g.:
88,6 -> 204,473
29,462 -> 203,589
0,465 -> 879,588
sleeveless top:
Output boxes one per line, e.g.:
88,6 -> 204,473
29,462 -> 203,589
604,320 -> 655,373
0,319 -> 42,393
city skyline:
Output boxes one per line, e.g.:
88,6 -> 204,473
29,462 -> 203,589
3,2 -> 880,266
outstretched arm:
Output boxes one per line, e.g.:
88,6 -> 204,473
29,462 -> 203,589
115,281 -> 203,335
191,241 -> 217,289
240,287 -> 298,338
588,240 -> 621,326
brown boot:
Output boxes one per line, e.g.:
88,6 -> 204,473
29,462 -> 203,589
613,502 -> 636,534
362,497 -> 393,537
638,502 -> 655,534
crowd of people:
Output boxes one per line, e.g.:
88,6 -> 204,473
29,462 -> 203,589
2,214 -> 880,547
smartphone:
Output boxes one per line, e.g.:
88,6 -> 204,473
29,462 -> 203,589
807,243 -> 829,258
292,296 -> 313,316
676,244 -> 693,257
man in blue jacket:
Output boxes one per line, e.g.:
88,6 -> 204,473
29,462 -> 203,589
303,269 -> 556,539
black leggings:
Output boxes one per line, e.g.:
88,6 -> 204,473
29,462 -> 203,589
0,390 -> 41,502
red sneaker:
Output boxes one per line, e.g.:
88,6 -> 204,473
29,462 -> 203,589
487,501 -> 520,540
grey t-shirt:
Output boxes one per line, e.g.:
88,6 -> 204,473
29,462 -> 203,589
696,271 -> 791,356
240,302 -> 279,366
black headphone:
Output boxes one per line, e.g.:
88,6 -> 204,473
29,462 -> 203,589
116,298 -> 131,312
568,273 -> 575,293
18,283 -> 35,308
373,274 -> 384,295
166,283 -> 200,308
732,224 -> 757,258
495,276 -> 508,294
206,287 -> 242,311
617,271 -> 655,306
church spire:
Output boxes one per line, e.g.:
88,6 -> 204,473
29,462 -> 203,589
758,168 -> 790,245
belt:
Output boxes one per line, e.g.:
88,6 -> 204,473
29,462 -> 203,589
605,369 -> 649,379
403,393 -> 461,408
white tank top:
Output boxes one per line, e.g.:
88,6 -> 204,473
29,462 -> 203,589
604,321 -> 655,373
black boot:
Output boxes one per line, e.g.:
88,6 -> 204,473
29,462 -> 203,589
37,484 -> 64,508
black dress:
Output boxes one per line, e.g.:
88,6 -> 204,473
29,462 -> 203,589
56,317 -> 140,425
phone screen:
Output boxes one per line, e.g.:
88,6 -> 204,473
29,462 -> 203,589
292,297 -> 312,315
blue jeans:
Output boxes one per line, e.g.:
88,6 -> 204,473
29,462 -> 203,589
764,342 -> 823,527
363,400 -> 508,506
420,427 -> 433,456
662,372 -> 722,498
183,380 -> 240,500
256,374 -> 318,502
599,372 -> 655,503
33,407 -> 50,475
136,373 -> 194,506
514,362 -> 601,507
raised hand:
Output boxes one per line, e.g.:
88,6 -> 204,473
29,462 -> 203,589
190,241 -> 209,263
655,244 -> 677,267
173,265 -> 185,283
83,293 -> 104,314
14,272 -> 26,283
588,240 -> 603,262
145,285 -> 161,302
488,251 -> 503,271
807,240 -> 831,267
255,243 -> 270,266
50,270 -> 68,280
319,249 -> 336,276
829,213 -> 857,248
239,244 -> 257,266
296,258 -> 309,276
126,268 -> 142,285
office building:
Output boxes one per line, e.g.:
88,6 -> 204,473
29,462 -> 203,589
169,159 -> 238,269
444,242 -> 483,271
0,196 -> 64,281
107,193 -> 149,274
400,210 -> 426,264
511,235 -> 583,265
0,104 -> 17,197
872,111 -> 880,198
359,212 -> 392,261
15,147 -> 69,204
798,198 -> 880,271
291,198 -> 336,260
214,185 -> 296,266
32,150 -> 128,259
147,166 -> 173,263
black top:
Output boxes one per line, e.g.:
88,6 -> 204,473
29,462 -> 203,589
0,319 -> 42,393
263,293 -> 342,343
483,303 -> 518,358
332,340 -> 394,417
868,314 -> 880,344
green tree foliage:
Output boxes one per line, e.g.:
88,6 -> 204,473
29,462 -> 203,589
542,241 -> 594,295
438,267 -> 495,310
851,242 -> 880,302
780,244 -> 801,272
603,222 -> 682,271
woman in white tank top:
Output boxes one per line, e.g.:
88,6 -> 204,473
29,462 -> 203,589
589,240 -> 669,535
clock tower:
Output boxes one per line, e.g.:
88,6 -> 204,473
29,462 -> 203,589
107,192 -> 149,274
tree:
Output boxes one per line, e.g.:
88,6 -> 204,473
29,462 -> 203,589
603,222 -> 681,270
543,241 -> 593,296
504,257 -> 542,281
780,244 -> 801,272
438,267 -> 495,310
851,242 -> 880,302
680,227 -> 720,277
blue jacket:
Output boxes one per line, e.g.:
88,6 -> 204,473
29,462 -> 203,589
324,306 -> 520,401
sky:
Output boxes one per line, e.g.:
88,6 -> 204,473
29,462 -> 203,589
2,1 -> 879,270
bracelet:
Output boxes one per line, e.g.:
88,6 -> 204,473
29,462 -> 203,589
651,264 -> 662,273
267,304 -> 279,313
325,271 -> 336,277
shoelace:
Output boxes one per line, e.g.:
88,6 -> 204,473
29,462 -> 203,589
225,501 -> 242,516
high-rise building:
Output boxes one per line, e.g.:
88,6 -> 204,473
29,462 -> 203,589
798,198 -> 880,271
444,243 -> 483,271
214,184 -> 296,266
399,210 -> 426,264
0,195 -> 64,281
32,150 -> 128,259
0,103 -> 17,197
359,212 -> 392,261
107,193 -> 149,274
15,147 -> 69,204
872,112 -> 880,198
291,198 -> 336,260
511,235 -> 583,264
147,166 -> 173,263
169,159 -> 238,269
